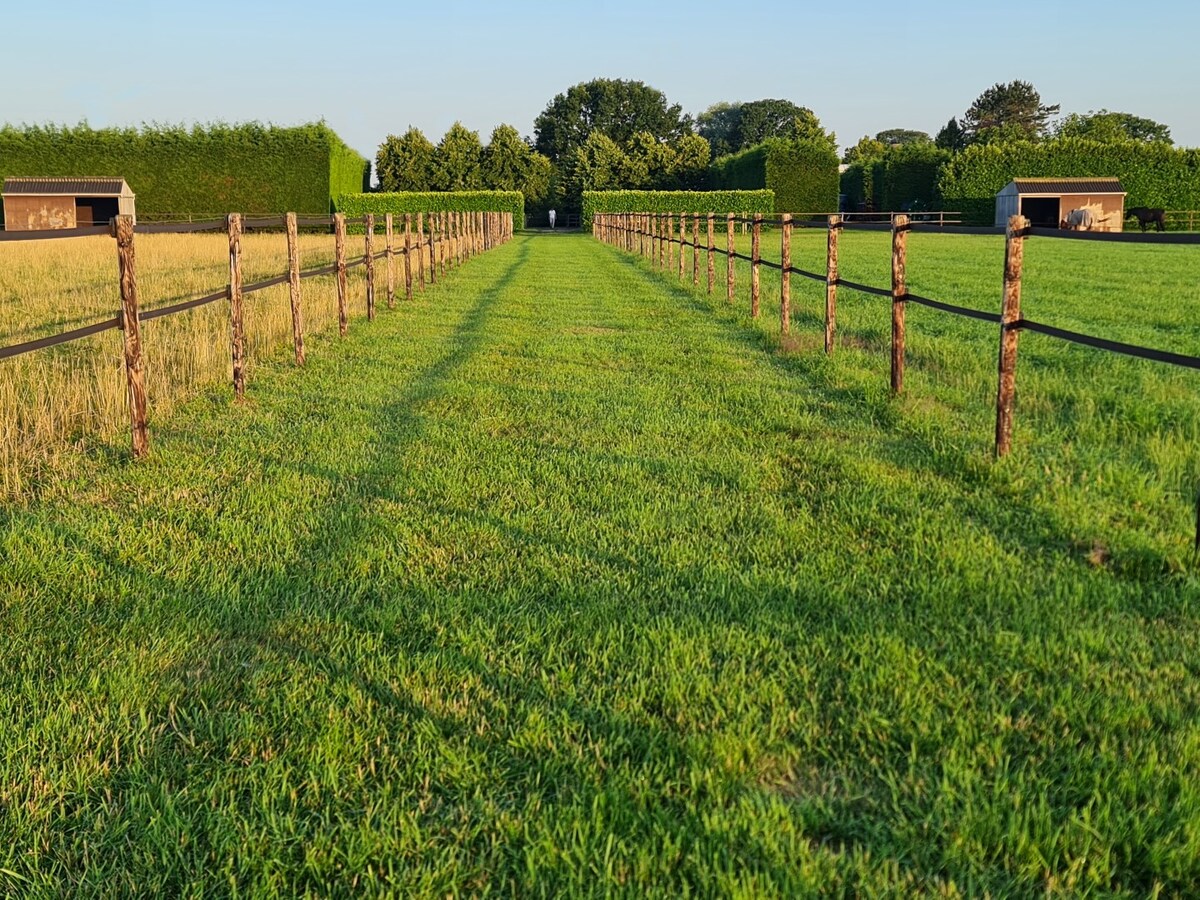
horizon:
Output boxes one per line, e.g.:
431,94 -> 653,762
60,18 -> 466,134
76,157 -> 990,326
4,0 -> 1198,164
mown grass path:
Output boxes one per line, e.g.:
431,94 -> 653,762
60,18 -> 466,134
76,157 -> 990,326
3,233 -> 1198,897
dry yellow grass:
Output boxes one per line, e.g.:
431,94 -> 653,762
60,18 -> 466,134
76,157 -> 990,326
0,228 -> 406,497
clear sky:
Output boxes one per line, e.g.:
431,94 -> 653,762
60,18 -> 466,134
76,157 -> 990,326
5,0 -> 1198,167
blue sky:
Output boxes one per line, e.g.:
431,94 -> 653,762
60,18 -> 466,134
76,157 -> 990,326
5,0 -> 1198,165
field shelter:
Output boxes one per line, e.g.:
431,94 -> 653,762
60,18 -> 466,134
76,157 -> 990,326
994,178 -> 1125,231
1,177 -> 136,231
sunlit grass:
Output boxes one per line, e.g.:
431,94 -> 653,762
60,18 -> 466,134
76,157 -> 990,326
1,233 -> 1198,895
0,229 -> 432,496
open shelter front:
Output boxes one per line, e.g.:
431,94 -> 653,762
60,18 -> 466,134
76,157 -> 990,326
995,178 -> 1126,231
1,177 -> 136,231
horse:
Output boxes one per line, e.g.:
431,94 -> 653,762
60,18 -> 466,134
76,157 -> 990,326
1063,208 -> 1095,231
1125,207 -> 1166,233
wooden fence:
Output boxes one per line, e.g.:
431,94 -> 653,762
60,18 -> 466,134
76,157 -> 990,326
593,211 -> 1200,457
0,210 -> 514,459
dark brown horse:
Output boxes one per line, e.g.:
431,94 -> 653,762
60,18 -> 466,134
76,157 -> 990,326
1126,207 -> 1167,232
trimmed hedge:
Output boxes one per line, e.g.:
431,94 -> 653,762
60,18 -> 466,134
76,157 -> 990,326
0,122 -> 367,224
880,144 -> 951,211
939,138 -> 1200,224
580,190 -> 774,229
711,138 -> 839,213
336,191 -> 525,230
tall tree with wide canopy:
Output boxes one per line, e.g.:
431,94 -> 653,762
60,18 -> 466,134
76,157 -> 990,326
698,98 -> 836,157
1054,110 -> 1173,144
875,128 -> 932,146
375,127 -> 435,191
962,80 -> 1059,142
533,79 -> 690,164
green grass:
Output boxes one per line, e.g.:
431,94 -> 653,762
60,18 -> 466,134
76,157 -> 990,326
2,231 -> 1199,897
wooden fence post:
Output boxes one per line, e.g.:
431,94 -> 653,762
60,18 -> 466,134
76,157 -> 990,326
659,214 -> 666,270
440,213 -> 448,275
286,212 -> 305,365
726,213 -> 735,303
781,213 -> 792,334
364,214 -> 376,321
706,213 -> 715,294
691,212 -> 700,286
428,214 -> 438,285
678,213 -> 687,281
751,213 -> 762,318
385,213 -> 396,309
113,214 -> 149,458
403,214 -> 414,299
667,214 -> 675,274
415,213 -> 426,290
995,214 -> 1028,457
334,213 -> 348,336
228,213 -> 247,397
825,215 -> 840,354
891,213 -> 909,394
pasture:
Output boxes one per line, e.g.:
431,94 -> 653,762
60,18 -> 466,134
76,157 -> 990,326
0,230 -> 361,496
1,229 -> 1199,895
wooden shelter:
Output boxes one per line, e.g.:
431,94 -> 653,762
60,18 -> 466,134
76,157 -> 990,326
1,177 -> 136,231
995,178 -> 1125,231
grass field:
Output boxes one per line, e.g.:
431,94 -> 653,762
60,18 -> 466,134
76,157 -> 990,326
0,229 -> 393,496
2,231 -> 1200,896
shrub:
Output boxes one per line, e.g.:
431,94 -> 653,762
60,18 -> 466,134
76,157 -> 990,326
335,191 -> 525,230
580,190 -> 774,229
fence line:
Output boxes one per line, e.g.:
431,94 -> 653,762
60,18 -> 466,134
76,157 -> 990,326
1,209 -> 515,459
593,210 -> 1200,458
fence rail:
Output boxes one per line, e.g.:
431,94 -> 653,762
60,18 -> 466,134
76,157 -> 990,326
1,209 -> 515,459
593,210 -> 1200,458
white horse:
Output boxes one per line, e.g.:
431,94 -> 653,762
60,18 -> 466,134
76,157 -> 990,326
1063,208 -> 1095,231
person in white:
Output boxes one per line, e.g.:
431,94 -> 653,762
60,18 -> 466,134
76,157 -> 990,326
549,209 -> 556,229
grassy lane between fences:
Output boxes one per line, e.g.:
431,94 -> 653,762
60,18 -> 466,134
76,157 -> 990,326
2,232 -> 1198,897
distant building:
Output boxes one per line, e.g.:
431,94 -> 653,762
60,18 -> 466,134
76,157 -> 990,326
1,177 -> 136,231
995,178 -> 1125,231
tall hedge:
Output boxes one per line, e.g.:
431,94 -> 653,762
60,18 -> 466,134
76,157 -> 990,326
580,190 -> 774,229
710,138 -> 839,213
938,138 -> 1200,224
0,122 -> 368,224
336,191 -> 525,230
880,144 -> 951,211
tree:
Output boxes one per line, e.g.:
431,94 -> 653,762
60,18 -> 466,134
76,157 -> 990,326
698,98 -> 836,157
962,80 -> 1059,142
844,135 -> 887,164
934,117 -> 967,152
480,124 -> 554,201
565,132 -> 631,199
431,122 -> 483,191
625,131 -> 676,189
875,129 -> 932,146
1054,110 -> 1173,144
375,127 -> 435,191
533,79 -> 690,164
696,102 -> 741,158
670,134 -> 711,190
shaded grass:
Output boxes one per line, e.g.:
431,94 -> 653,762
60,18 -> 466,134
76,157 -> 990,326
1,232 -> 1199,897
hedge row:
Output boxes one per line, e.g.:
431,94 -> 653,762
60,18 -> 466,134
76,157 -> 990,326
710,138 -> 839,213
581,190 -> 774,228
842,145 -> 951,212
0,123 -> 367,225
939,138 -> 1200,224
335,191 -> 525,230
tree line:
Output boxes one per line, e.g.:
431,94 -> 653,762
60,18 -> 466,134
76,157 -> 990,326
845,80 -> 1173,162
375,78 -> 1176,214
375,79 -> 838,212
